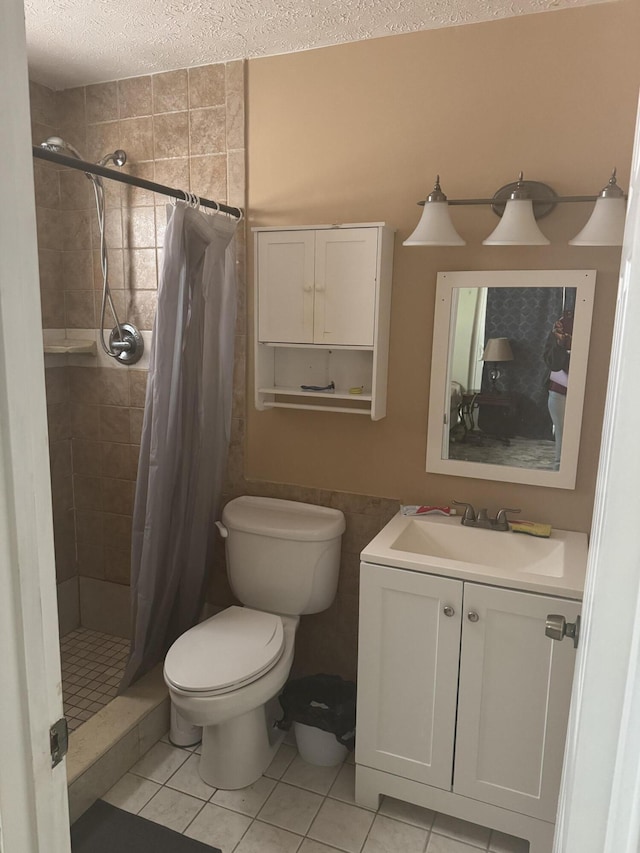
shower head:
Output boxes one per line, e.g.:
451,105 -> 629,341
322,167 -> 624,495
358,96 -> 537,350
97,150 -> 127,168
40,136 -> 84,161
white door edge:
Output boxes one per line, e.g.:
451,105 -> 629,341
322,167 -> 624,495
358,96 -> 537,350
0,1 -> 70,850
554,88 -> 640,853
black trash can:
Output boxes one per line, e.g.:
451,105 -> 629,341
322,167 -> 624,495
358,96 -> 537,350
278,674 -> 356,766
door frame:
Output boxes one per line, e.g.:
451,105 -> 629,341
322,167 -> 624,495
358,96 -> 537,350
0,1 -> 71,850
554,89 -> 640,853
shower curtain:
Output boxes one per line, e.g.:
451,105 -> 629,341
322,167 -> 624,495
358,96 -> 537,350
121,203 -> 238,689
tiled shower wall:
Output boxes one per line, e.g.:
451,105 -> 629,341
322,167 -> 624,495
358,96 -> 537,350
31,64 -> 397,681
30,63 -> 247,637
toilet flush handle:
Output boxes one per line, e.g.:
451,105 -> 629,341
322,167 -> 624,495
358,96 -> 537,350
215,521 -> 229,538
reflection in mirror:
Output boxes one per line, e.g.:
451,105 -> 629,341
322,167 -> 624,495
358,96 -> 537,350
448,286 -> 576,471
426,270 -> 596,489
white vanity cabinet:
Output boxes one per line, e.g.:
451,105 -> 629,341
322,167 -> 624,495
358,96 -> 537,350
356,562 -> 581,853
253,223 -> 394,419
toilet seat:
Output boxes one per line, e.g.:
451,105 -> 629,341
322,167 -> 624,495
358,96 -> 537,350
164,606 -> 285,696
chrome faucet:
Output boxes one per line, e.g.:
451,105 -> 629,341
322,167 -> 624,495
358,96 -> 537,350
452,500 -> 521,532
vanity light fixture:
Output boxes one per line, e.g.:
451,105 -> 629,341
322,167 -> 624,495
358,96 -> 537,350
403,170 -> 626,247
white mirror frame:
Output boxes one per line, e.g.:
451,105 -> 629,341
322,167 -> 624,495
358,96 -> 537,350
426,269 -> 596,489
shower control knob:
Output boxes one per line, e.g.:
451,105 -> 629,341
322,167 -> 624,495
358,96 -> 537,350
467,611 -> 479,623
443,606 -> 455,617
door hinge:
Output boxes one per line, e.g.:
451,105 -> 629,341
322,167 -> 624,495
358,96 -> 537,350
50,717 -> 69,768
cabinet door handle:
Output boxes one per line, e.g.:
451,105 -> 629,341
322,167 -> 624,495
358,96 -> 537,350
443,606 -> 455,617
303,284 -> 313,293
467,611 -> 479,623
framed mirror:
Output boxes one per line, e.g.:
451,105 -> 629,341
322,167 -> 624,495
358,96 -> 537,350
426,270 -> 596,489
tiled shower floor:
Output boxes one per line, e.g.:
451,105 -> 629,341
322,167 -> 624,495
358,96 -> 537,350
61,627 -> 130,731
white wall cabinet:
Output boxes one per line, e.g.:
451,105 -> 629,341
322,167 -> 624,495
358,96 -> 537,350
253,223 -> 394,419
356,563 -> 581,853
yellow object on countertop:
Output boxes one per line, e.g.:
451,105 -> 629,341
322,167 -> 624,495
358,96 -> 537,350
510,520 -> 553,538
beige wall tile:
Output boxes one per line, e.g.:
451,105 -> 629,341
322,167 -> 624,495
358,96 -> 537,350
102,479 -> 135,517
73,439 -> 103,476
79,577 -> 132,640
152,70 -> 188,114
63,251 -> 94,290
86,120 -> 121,164
122,207 -> 156,249
227,149 -> 245,209
57,578 -> 80,636
128,291 -> 157,330
225,61 -> 244,99
154,158 -> 190,197
97,368 -> 130,406
59,169 -> 93,209
86,82 -> 119,124
39,249 -> 63,291
124,249 -> 158,290
29,80 -> 58,126
69,366 -> 100,403
77,542 -> 106,580
90,207 -> 123,250
46,402 -> 70,443
129,407 -> 144,444
74,474 -> 102,512
102,441 -> 133,480
118,76 -> 152,119
65,290 -> 95,328
189,155 -> 227,201
70,403 -> 101,439
61,209 -> 92,251
189,107 -> 225,156
104,545 -> 134,583
102,513 -> 133,551
226,91 -> 244,151
55,122 -> 88,159
36,207 -> 62,251
121,162 -> 155,206
93,249 -> 124,290
189,64 -> 225,108
45,366 -> 69,405
34,162 -> 60,208
119,117 -> 154,162
75,509 -> 104,546
129,370 -> 148,407
99,405 -> 131,442
153,111 -> 189,160
95,289 -> 127,330
57,87 -> 86,126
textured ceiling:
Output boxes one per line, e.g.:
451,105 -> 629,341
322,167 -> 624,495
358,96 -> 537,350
25,0 -> 611,90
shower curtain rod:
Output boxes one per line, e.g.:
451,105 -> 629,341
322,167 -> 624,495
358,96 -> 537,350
32,145 -> 243,219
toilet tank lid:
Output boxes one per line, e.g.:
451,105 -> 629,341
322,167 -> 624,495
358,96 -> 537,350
222,496 -> 345,541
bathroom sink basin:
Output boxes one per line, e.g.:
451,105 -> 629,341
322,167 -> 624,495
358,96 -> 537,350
391,519 -> 565,576
360,513 -> 588,597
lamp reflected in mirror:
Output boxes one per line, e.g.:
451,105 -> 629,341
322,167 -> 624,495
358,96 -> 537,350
482,337 -> 514,392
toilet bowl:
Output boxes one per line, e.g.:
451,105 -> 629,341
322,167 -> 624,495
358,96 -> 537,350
163,497 -> 345,790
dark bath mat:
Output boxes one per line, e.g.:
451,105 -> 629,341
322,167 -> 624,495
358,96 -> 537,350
71,799 -> 221,853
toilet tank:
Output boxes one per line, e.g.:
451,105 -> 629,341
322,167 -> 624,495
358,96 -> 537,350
221,497 -> 345,616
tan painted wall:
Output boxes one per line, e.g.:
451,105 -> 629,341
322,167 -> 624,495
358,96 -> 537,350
246,0 -> 640,534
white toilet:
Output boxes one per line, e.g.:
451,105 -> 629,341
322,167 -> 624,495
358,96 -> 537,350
163,496 -> 345,789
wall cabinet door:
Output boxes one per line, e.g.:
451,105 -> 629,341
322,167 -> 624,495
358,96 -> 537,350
314,228 -> 378,346
356,563 -> 463,790
257,230 -> 315,343
453,583 -> 580,821
257,228 -> 378,346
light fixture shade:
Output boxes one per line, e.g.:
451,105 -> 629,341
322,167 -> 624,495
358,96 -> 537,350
482,199 -> 550,246
482,337 -> 514,362
569,196 -> 626,246
403,176 -> 466,246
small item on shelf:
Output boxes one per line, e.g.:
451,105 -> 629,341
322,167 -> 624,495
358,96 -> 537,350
510,520 -> 553,538
401,505 -> 458,517
349,386 -> 364,395
300,381 -> 335,392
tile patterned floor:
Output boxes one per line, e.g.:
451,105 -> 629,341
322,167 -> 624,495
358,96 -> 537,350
61,627 -> 130,731
102,734 -> 530,853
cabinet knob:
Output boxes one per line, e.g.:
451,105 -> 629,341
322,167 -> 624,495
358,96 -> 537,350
467,611 -> 479,623
443,606 -> 455,617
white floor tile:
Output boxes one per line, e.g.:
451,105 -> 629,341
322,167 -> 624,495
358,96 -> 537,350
283,754 -> 343,795
184,802 -> 252,853
211,776 -> 276,817
308,798 -> 375,853
166,753 -> 217,801
264,743 -> 297,779
427,835 -> 485,853
362,814 -> 429,853
138,786 -> 204,832
130,741 -> 190,784
489,830 -> 529,853
299,840 -> 345,853
378,796 -> 436,829
102,773 -> 160,814
432,814 -> 491,849
258,781 -> 323,835
233,819 -> 303,853
327,764 -> 361,807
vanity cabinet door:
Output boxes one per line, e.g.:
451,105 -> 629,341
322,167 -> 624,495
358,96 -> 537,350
453,583 -> 580,821
356,563 -> 463,790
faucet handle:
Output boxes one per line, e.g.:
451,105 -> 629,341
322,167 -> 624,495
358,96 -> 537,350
452,500 -> 476,522
495,507 -> 521,525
